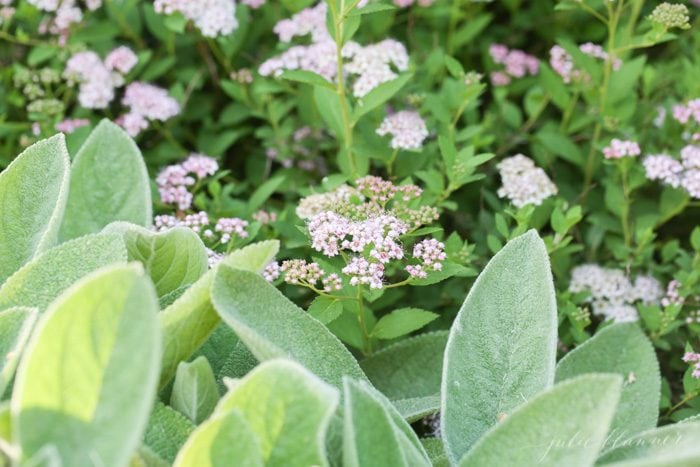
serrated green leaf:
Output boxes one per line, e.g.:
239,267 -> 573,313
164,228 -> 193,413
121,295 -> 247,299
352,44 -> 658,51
353,73 -> 413,122
0,307 -> 37,396
159,241 -> 279,388
12,264 -> 161,466
0,233 -> 127,313
170,357 -> 220,424
459,374 -> 622,467
103,222 -> 208,298
59,120 -> 152,241
597,422 -> 700,466
0,134 -> 70,283
211,359 -> 339,467
442,230 -> 557,462
343,378 -> 430,467
212,267 -> 366,389
371,308 -> 438,340
280,70 -> 335,90
143,402 -> 195,464
308,296 -> 344,325
556,323 -> 660,436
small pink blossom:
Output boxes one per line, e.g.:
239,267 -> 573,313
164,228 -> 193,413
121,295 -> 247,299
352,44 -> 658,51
603,139 -> 641,159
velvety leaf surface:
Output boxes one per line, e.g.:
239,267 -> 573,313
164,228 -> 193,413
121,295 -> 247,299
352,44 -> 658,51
212,359 -> 339,467
170,356 -> 220,424
0,134 -> 69,283
211,267 -> 367,389
0,307 -> 37,395
0,233 -> 126,312
159,241 -> 279,388
556,323 -> 660,436
459,374 -> 622,467
442,230 -> 558,462
59,120 -> 152,241
174,409 -> 263,467
597,422 -> 700,466
104,222 -> 208,297
143,402 -> 195,464
12,264 -> 161,466
343,378 -> 431,467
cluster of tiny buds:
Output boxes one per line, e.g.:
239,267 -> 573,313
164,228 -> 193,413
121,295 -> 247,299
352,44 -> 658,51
212,218 -> 249,244
488,43 -> 539,86
376,110 -> 429,151
685,309 -> 700,325
262,261 -> 280,282
280,259 -> 324,286
356,175 -> 422,204
648,3 -> 690,30
682,352 -> 700,378
230,68 -> 253,84
156,153 -> 219,210
252,210 -> 277,225
603,139 -> 641,159
661,279 -> 684,307
55,118 -> 89,134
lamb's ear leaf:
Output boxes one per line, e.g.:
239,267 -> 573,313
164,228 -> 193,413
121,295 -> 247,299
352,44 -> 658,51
0,307 -> 37,396
556,323 -> 661,435
11,264 -> 161,467
0,233 -> 127,313
170,356 -> 220,424
103,222 -> 208,298
143,402 -> 195,464
441,230 -> 557,462
343,378 -> 431,467
596,422 -> 700,466
59,120 -> 152,241
158,240 -> 279,388
211,266 -> 366,389
0,134 -> 70,283
459,374 -> 623,467
186,359 -> 338,467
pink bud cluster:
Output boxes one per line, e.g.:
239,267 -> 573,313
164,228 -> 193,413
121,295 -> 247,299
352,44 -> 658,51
550,43 -> 622,85
682,352 -> 700,379
155,212 -> 210,233
29,0 -> 102,39
55,118 -> 89,134
156,153 -> 218,210
407,239 -> 446,278
661,279 -> 685,307
644,145 -> 700,198
214,217 -> 249,244
263,261 -> 280,282
342,257 -> 385,289
393,0 -> 435,7
672,99 -> 700,125
488,44 -> 539,86
356,175 -> 423,203
154,0 -> 238,37
252,210 -> 277,225
241,0 -> 265,8
280,259 -> 323,285
376,111 -> 429,150
579,42 -> 622,70
64,46 -> 136,109
603,139 -> 641,159
118,82 -> 180,136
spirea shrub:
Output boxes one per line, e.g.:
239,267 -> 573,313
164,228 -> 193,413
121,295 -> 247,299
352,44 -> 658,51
2,0 -> 700,465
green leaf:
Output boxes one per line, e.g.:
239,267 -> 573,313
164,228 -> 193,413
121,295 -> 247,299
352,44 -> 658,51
210,359 -> 339,467
370,308 -> 438,340
0,307 -> 37,396
0,233 -> 127,313
143,402 -> 195,464
173,409 -> 263,467
441,230 -> 557,462
159,241 -> 279,388
170,357 -> 220,424
556,323 -> 660,436
353,73 -> 413,122
308,296 -> 344,325
211,267 -> 366,389
103,222 -> 208,298
59,120 -> 152,241
0,134 -> 70,283
459,374 -> 622,467
343,378 -> 431,467
313,86 -> 345,139
12,264 -> 161,466
391,395 -> 441,422
248,175 -> 286,213
280,70 -> 335,90
597,422 -> 700,466
361,331 -> 447,401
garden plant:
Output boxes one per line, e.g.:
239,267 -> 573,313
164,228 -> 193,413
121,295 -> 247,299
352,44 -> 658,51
1,0 -> 700,466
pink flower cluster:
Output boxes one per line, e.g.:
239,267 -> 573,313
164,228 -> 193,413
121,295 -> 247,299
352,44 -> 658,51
214,217 -> 249,244
262,261 -> 280,282
55,118 -> 89,134
672,99 -> 700,125
252,210 -> 277,225
156,153 -> 219,210
154,0 -> 238,37
28,0 -> 102,40
118,82 -> 180,136
603,139 -> 641,159
376,110 -> 429,150
241,0 -> 265,8
407,239 -> 446,278
682,352 -> 700,379
550,43 -> 622,84
489,44 -> 539,86
356,175 -> 423,203
64,46 -> 136,109
579,42 -> 622,70
644,146 -> 700,198
393,0 -> 434,6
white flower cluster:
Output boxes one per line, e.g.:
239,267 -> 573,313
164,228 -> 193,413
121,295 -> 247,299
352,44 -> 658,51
496,154 -> 558,208
569,264 -> 664,323
603,139 -> 641,159
27,0 -> 102,37
154,0 -> 238,37
644,145 -> 700,198
259,2 -> 409,97
63,46 -> 137,109
296,185 -> 361,219
376,110 -> 429,150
